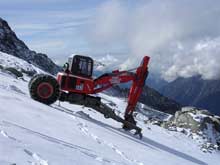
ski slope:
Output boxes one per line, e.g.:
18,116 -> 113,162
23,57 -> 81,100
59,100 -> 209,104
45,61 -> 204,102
0,53 -> 220,165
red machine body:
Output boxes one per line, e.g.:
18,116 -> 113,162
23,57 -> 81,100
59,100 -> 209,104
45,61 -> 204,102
57,55 -> 150,116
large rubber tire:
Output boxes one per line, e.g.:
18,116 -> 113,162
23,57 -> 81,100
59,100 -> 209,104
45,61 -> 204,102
28,73 -> 45,89
29,74 -> 59,105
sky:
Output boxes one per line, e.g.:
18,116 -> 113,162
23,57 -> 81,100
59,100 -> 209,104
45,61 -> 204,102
0,0 -> 220,81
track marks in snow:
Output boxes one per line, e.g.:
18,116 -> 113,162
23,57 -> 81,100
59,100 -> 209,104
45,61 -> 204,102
8,85 -> 26,95
0,83 -> 25,95
24,149 -> 49,165
0,129 -> 48,165
0,129 -> 20,142
77,121 -> 144,165
0,160 -> 16,165
0,130 -> 9,138
2,120 -> 116,165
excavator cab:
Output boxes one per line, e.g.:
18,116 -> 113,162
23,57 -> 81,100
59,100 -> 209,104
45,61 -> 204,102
59,55 -> 95,94
67,55 -> 93,78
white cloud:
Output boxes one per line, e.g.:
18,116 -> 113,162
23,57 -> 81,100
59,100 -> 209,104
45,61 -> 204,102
95,54 -> 120,71
98,54 -> 118,65
162,37 -> 220,81
0,6 -> 95,60
1,0 -> 220,81
86,0 -> 220,81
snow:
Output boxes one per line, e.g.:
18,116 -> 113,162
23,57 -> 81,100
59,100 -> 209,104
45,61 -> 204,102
0,52 -> 220,165
204,123 -> 219,145
0,51 -> 44,73
189,112 -> 208,123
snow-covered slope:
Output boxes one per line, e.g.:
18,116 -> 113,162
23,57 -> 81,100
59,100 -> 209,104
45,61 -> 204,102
0,51 -> 44,74
0,53 -> 220,165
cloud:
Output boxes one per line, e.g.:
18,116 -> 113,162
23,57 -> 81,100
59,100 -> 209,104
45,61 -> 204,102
95,54 -> 120,71
0,0 -> 100,45
162,37 -> 220,81
86,0 -> 220,81
0,5 -> 95,61
98,54 -> 118,65
1,0 -> 220,81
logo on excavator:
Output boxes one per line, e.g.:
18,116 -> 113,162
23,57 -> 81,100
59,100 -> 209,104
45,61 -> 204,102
76,84 -> 84,90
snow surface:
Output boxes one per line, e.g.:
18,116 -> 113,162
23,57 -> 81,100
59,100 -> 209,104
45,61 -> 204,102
0,52 -> 220,165
0,51 -> 44,74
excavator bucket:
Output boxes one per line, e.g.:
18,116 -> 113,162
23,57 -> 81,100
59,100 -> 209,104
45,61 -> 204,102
90,102 -> 143,139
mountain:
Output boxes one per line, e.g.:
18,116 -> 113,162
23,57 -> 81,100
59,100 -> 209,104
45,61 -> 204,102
145,72 -> 168,91
0,17 -> 60,74
0,53 -> 219,164
93,60 -> 106,71
161,76 -> 220,116
104,85 -> 181,114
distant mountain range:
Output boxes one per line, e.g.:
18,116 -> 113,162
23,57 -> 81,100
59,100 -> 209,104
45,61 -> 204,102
0,17 -> 61,74
161,76 -> 220,116
145,73 -> 168,91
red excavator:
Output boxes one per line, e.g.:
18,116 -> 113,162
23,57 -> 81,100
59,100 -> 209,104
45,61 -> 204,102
29,55 -> 150,138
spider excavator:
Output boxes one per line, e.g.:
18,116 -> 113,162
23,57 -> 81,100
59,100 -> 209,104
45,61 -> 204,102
29,55 -> 150,138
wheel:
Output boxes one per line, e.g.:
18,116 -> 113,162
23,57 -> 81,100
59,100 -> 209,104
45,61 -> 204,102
28,73 -> 45,89
29,74 -> 60,105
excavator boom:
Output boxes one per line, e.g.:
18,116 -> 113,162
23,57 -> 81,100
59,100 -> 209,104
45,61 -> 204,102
93,56 -> 150,117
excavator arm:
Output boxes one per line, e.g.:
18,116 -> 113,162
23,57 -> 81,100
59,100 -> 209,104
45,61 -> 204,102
93,56 -> 150,117
125,56 -> 150,115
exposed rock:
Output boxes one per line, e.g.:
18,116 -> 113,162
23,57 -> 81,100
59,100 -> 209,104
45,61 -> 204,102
166,107 -> 220,152
0,17 -> 61,74
5,67 -> 23,78
20,68 -> 36,77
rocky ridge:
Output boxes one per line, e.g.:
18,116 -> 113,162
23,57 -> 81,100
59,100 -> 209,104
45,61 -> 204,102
0,17 -> 61,74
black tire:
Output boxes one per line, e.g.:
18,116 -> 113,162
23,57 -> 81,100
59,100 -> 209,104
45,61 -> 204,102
29,74 -> 60,105
28,73 -> 45,89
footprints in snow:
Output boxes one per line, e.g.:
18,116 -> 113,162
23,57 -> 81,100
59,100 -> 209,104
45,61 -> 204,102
76,119 -> 144,165
8,85 -> 26,95
0,84 -> 25,95
1,120 -> 115,165
24,149 -> 49,165
0,129 -> 20,142
0,126 -> 48,165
